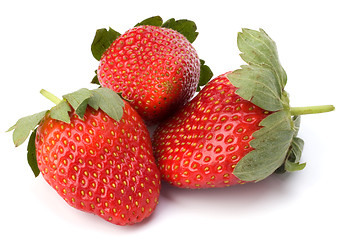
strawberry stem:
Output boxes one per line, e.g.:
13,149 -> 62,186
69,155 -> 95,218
40,89 -> 62,105
290,105 -> 335,116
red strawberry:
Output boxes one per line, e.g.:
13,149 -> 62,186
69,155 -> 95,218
91,16 -> 212,123
153,73 -> 269,188
153,28 -> 335,189
8,88 -> 161,225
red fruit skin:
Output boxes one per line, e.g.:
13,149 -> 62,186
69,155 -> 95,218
35,102 -> 161,225
97,25 -> 200,123
153,73 -> 272,188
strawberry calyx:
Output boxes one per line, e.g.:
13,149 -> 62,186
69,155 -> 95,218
228,28 -> 335,182
7,87 -> 125,176
90,15 -> 213,90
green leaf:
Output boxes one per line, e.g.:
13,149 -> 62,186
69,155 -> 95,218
62,88 -> 93,119
8,110 -> 48,147
292,115 -> 301,137
197,59 -> 213,91
27,128 -> 40,177
135,16 -> 163,27
50,100 -> 71,123
234,110 -> 294,182
285,137 -> 305,171
89,88 -> 125,121
91,27 -> 121,61
91,70 -> 100,85
228,28 -> 289,112
237,28 -> 287,89
162,18 -> 198,43
274,115 -> 305,173
228,65 -> 285,111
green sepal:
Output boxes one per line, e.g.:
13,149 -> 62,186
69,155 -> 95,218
227,66 -> 286,111
162,18 -> 198,43
91,70 -> 100,85
135,16 -> 163,27
234,110 -> 295,182
60,87 -> 124,121
50,100 -> 71,123
27,128 -> 40,177
63,88 -> 93,119
197,59 -> 213,91
289,116 -> 305,170
88,88 -> 125,121
236,28 -> 287,89
275,116 -> 305,173
228,28 -> 289,111
7,110 -> 48,147
8,87 -> 125,148
91,27 -> 121,61
285,137 -> 305,171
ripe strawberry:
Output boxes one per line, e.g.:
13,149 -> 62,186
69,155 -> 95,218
153,73 -> 268,188
8,88 -> 161,225
91,16 -> 212,123
153,28 -> 335,189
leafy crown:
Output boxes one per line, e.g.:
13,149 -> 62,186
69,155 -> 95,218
7,87 -> 125,177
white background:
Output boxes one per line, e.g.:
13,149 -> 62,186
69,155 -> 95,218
0,0 -> 340,239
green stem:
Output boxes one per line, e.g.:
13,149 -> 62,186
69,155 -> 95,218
40,89 -> 62,105
290,105 -> 335,116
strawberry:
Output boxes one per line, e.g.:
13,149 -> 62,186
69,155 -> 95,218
153,72 -> 268,188
91,16 -> 213,123
8,88 -> 161,225
153,28 -> 335,189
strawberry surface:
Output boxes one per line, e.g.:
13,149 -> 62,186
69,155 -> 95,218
153,73 -> 271,188
97,25 -> 200,123
35,101 -> 161,225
